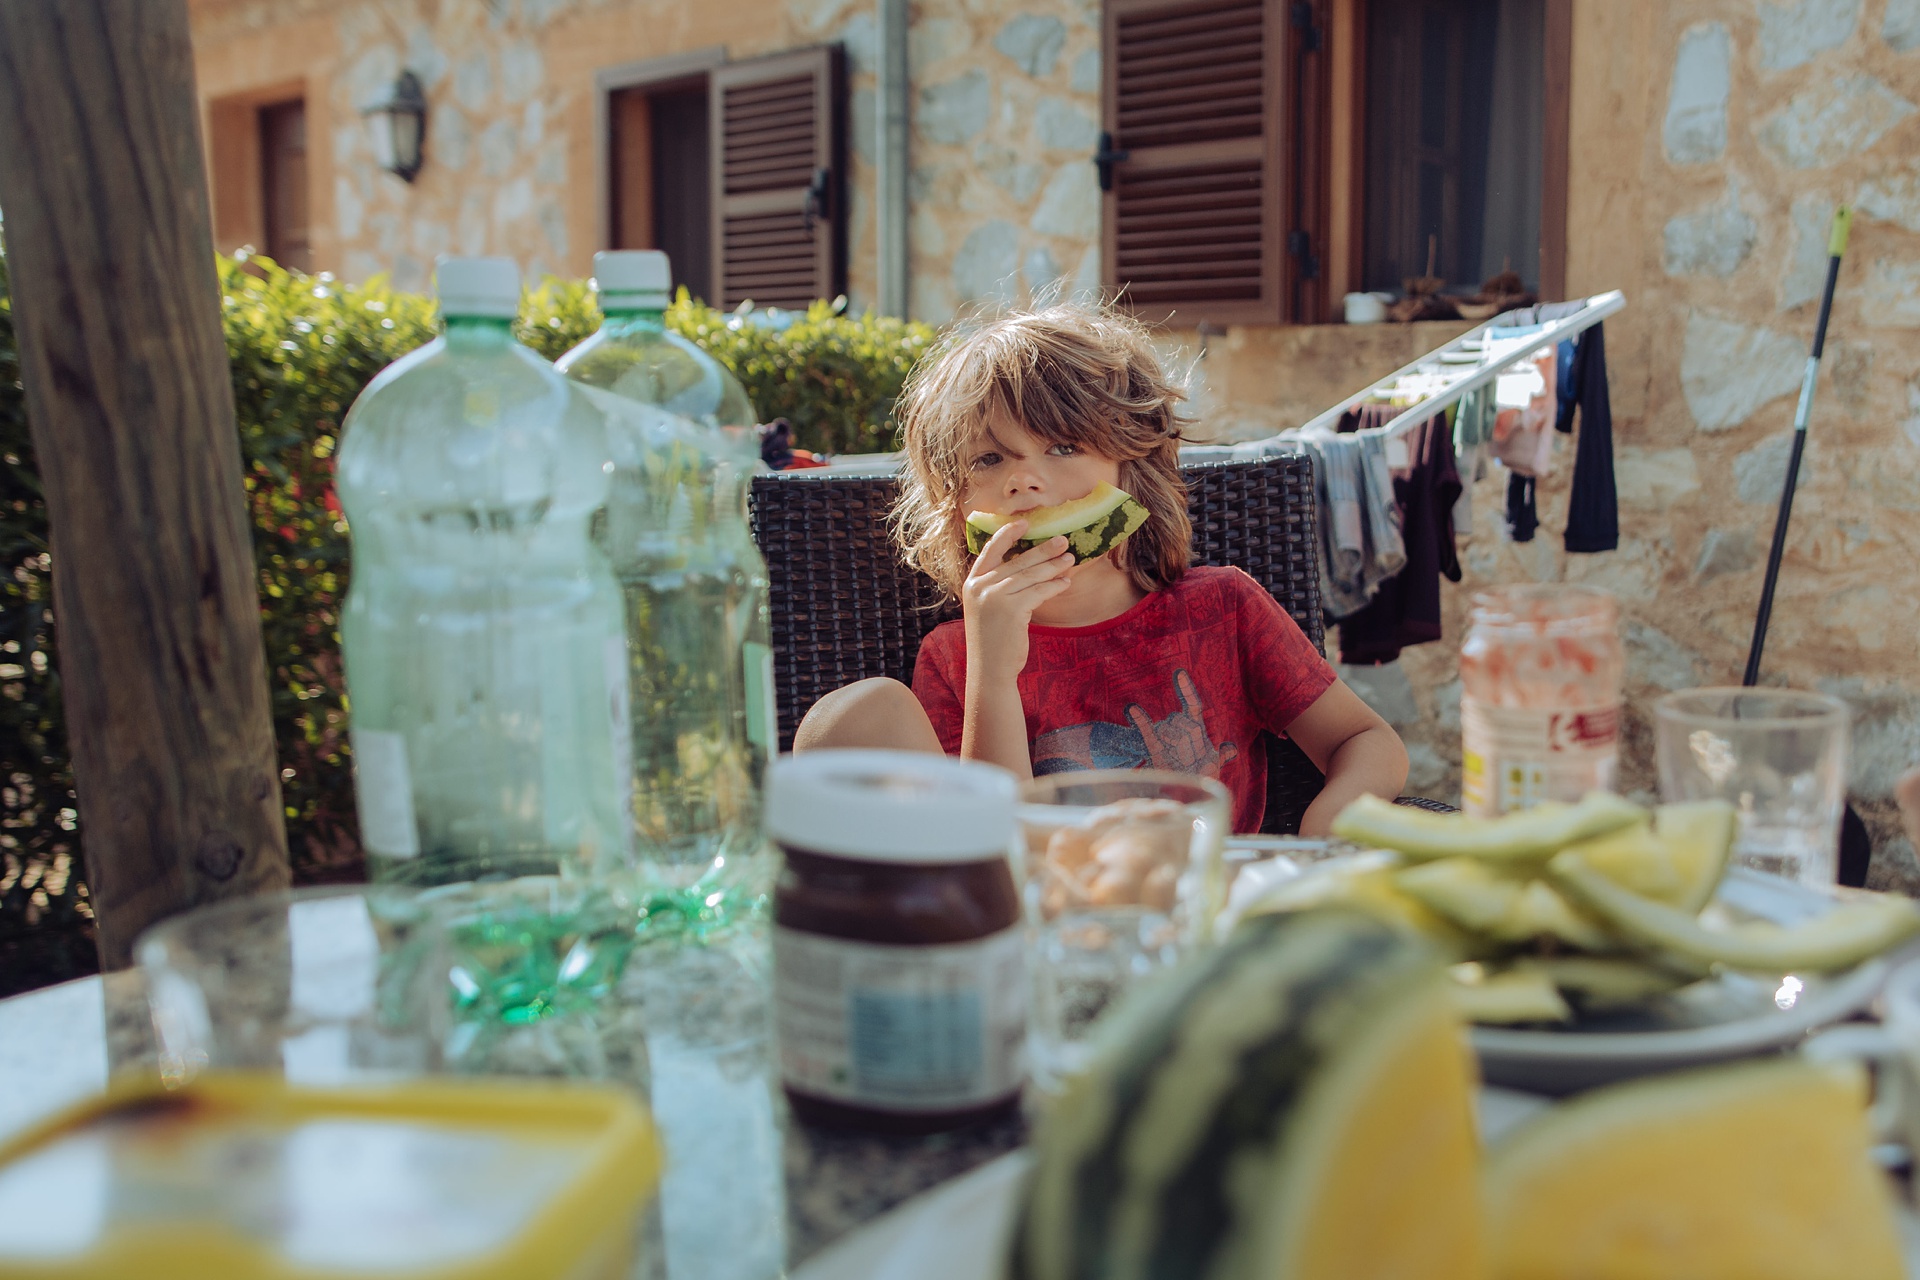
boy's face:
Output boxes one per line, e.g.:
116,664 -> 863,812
958,415 -> 1121,518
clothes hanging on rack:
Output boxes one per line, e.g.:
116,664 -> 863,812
1337,415 -> 1463,666
1505,472 -> 1539,542
1301,434 -> 1405,618
1489,349 -> 1558,477
1491,302 -> 1619,552
1560,322 -> 1618,553
1337,402 -> 1399,434
1453,386 -> 1497,532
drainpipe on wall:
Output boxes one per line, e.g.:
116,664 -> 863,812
876,0 -> 910,318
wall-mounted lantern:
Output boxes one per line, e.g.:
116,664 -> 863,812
363,70 -> 428,184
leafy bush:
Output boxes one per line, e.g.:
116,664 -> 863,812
223,255 -> 440,883
519,279 -> 937,455
0,242 -> 94,995
0,248 -> 930,989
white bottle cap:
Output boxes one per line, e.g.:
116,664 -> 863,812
435,256 -> 522,319
767,750 -> 1017,863
594,250 -> 673,310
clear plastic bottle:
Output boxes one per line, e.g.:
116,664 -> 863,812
338,257 -> 632,887
1459,584 -> 1624,816
555,251 -> 773,922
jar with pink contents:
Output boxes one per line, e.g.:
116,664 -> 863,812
1459,584 -> 1624,816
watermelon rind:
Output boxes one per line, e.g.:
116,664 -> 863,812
1010,908 -> 1481,1280
964,482 -> 1151,563
1549,850 -> 1920,973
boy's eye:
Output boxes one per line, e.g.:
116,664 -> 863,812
1047,443 -> 1077,457
970,451 -> 1003,470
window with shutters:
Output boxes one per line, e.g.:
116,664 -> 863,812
601,45 -> 843,310
709,47 -> 845,311
1101,0 -> 1288,326
1101,0 -> 1569,325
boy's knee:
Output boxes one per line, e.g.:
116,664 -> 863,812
794,678 -> 941,754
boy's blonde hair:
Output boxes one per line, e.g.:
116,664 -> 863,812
892,303 -> 1194,601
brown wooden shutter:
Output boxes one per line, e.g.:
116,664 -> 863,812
1102,0 -> 1285,325
709,46 -> 844,311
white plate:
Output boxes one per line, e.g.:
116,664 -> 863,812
1473,867 -> 1901,1094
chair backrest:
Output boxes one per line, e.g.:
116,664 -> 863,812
748,450 -> 1328,831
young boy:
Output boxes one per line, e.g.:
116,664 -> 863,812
795,304 -> 1407,836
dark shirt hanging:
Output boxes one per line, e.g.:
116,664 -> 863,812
1337,416 -> 1463,666
1559,322 -> 1618,553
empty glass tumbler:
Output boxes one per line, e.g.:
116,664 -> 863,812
1016,770 -> 1229,1089
1654,687 -> 1851,886
137,887 -> 443,1087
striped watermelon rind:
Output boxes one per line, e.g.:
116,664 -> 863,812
1010,909 -> 1475,1280
964,483 -> 1150,563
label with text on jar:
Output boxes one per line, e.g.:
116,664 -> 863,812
1461,698 -> 1619,817
773,926 -> 1026,1111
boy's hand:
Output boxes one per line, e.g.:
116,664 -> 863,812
962,520 -> 1076,677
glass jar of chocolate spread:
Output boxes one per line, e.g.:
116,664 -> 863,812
766,750 -> 1024,1132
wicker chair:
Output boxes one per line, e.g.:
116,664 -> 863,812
749,450 -> 1447,833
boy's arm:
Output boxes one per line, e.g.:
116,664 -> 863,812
1283,680 -> 1409,837
959,520 -> 1076,781
962,666 -> 1034,780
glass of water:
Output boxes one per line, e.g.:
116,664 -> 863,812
1017,770 -> 1229,1090
137,886 -> 442,1087
1653,687 -> 1851,886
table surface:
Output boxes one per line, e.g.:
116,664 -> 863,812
0,968 -> 1024,1269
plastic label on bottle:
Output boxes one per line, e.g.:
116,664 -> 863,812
744,641 -> 777,755
772,926 -> 1026,1111
604,635 -> 636,851
1461,697 -> 1620,817
352,729 -> 420,858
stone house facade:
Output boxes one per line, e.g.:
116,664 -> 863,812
188,0 -> 1920,882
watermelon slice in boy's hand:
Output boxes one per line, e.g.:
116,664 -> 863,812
964,482 -> 1150,562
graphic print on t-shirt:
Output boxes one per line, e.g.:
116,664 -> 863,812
1031,669 -> 1239,778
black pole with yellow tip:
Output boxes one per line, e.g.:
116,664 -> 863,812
1743,205 -> 1851,688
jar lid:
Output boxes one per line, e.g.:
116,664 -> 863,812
766,750 -> 1016,863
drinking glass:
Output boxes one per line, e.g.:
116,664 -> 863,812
1017,770 -> 1230,1089
1653,687 -> 1851,886
137,886 -> 443,1087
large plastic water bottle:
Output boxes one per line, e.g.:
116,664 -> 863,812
555,251 -> 773,923
338,256 -> 632,887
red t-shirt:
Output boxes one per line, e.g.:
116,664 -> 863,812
911,566 -> 1338,833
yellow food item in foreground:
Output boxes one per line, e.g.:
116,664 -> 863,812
1278,987 -> 1485,1279
1484,1057 -> 1905,1280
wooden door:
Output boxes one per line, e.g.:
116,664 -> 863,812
259,99 -> 310,273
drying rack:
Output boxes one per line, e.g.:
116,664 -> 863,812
1290,289 -> 1627,441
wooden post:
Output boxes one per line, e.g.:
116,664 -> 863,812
0,0 -> 290,967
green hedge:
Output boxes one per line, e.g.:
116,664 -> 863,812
0,248 -> 933,986
519,279 -> 935,455
0,244 -> 94,992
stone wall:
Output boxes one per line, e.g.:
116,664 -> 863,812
904,0 -> 1102,319
1310,0 -> 1920,891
